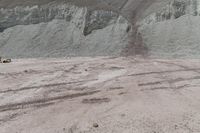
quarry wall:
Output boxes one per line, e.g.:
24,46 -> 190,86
0,3 -> 130,58
0,0 -> 200,58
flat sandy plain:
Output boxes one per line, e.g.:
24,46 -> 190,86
1,57 -> 200,133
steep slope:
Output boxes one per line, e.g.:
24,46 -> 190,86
0,0 -> 172,20
139,0 -> 200,58
1,0 -> 200,58
0,3 -> 130,58
141,15 -> 200,58
0,0 -> 173,58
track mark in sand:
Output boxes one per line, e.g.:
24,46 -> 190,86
0,103 -> 55,125
82,98 -> 110,104
156,61 -> 200,74
62,64 -> 79,73
109,66 -> 125,70
0,90 -> 100,112
0,69 -> 40,77
119,0 -> 129,10
0,79 -> 97,94
141,84 -> 193,91
138,76 -> 200,87
0,113 -> 20,124
128,68 -> 200,77
143,87 -> 169,91
109,87 -> 124,90
33,102 -> 55,108
138,81 -> 163,86
118,92 -> 127,95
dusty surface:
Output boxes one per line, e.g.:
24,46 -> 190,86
1,57 -> 200,133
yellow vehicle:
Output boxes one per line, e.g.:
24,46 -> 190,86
0,57 -> 11,63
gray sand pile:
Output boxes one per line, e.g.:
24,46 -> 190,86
141,15 -> 200,58
0,0 -> 170,58
0,4 -> 130,58
139,0 -> 200,58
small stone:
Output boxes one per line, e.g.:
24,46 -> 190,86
93,123 -> 99,128
175,124 -> 178,129
24,70 -> 28,73
121,114 -> 126,117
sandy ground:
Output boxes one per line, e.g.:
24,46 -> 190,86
1,57 -> 200,133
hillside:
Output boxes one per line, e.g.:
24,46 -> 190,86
0,0 -> 200,57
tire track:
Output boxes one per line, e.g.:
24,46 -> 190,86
141,84 -> 199,91
128,68 -> 200,77
0,79 -> 97,94
0,90 -> 100,112
156,61 -> 200,74
138,76 -> 200,86
119,0 -> 129,10
0,113 -> 20,125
